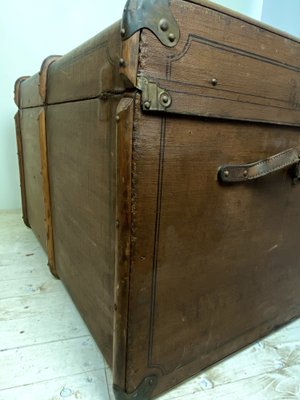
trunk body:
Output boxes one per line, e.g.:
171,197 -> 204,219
15,0 -> 300,398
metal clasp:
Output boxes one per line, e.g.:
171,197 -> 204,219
137,75 -> 172,111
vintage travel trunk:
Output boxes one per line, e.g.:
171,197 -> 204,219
15,0 -> 300,398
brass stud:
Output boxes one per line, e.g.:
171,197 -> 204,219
144,101 -> 151,110
161,94 -> 169,104
119,58 -> 126,67
116,115 -> 120,122
168,33 -> 176,42
243,170 -> 248,177
211,78 -> 218,86
159,19 -> 169,32
159,92 -> 171,108
224,170 -> 230,177
120,28 -> 126,37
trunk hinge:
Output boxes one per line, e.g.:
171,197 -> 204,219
137,75 -> 172,111
121,0 -> 180,48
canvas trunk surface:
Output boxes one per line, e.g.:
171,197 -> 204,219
14,0 -> 300,399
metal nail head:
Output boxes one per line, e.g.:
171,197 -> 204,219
168,33 -> 176,42
119,58 -> 126,67
159,19 -> 169,32
161,94 -> 169,104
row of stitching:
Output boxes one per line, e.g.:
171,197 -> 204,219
227,150 -> 298,180
250,156 -> 298,178
249,150 -> 295,169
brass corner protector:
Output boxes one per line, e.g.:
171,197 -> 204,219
113,375 -> 158,400
121,0 -> 180,47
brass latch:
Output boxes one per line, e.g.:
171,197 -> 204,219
137,76 -> 172,111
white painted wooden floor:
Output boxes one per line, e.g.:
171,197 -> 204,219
0,211 -> 299,400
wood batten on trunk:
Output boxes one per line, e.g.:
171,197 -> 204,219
113,97 -> 134,390
38,110 -> 58,278
14,56 -> 61,277
14,111 -> 30,228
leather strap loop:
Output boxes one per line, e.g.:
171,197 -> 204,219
219,148 -> 300,183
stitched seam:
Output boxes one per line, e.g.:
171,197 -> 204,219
249,152 -> 298,179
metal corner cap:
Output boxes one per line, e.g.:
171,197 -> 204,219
113,375 -> 158,400
121,0 -> 180,47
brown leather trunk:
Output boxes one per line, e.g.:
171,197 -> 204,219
14,1 -> 300,399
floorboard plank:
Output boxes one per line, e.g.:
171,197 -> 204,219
161,364 -> 300,400
0,253 -> 50,281
0,336 -> 104,391
0,282 -> 90,351
0,370 -> 109,400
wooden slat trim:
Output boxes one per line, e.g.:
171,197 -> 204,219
120,32 -> 141,88
14,76 -> 30,108
38,109 -> 58,278
14,111 -> 30,228
113,97 -> 135,391
39,56 -> 61,103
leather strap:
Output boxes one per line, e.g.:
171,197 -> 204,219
219,148 -> 300,183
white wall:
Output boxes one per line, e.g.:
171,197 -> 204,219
213,0 -> 264,20
0,0 -> 299,210
0,0 -> 124,210
261,0 -> 300,38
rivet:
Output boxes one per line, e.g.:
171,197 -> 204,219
159,19 -> 169,32
168,33 -> 176,42
224,170 -> 230,177
144,101 -> 151,110
211,78 -> 218,86
119,58 -> 126,67
120,28 -> 126,37
161,94 -> 169,104
116,115 -> 120,122
243,170 -> 248,177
